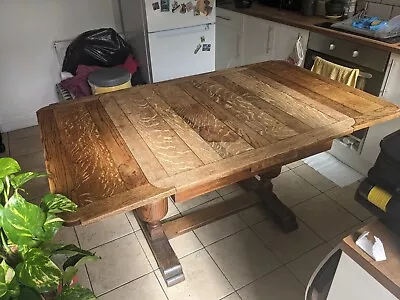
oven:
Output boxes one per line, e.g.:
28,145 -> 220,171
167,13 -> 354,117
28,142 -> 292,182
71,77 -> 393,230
304,32 -> 390,158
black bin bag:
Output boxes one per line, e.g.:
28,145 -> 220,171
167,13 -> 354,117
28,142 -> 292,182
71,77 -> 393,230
62,28 -> 132,75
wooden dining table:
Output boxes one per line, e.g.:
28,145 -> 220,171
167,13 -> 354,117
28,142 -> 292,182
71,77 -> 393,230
37,61 -> 400,287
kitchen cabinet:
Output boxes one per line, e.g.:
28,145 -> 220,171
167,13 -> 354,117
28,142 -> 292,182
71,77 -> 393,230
272,23 -> 309,66
361,52 -> 400,164
242,15 -> 275,65
216,8 -> 244,70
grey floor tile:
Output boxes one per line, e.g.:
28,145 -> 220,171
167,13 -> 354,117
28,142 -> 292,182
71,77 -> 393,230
293,194 -> 359,241
272,170 -> 321,207
286,160 -> 304,169
126,211 -> 141,231
238,202 -> 270,227
8,125 -> 40,141
98,272 -> 167,300
87,234 -> 152,296
175,191 -> 220,213
292,164 -> 336,192
207,228 -> 281,289
156,249 -> 233,300
216,183 -> 242,196
21,176 -> 49,201
252,219 -> 322,263
52,226 -> 79,246
9,135 -> 43,158
325,183 -> 372,221
194,214 -> 247,246
286,243 -> 333,286
16,151 -> 46,173
222,292 -> 242,300
237,267 -> 305,300
75,214 -> 133,250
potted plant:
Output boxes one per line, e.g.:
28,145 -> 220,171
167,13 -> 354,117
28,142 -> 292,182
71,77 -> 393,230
0,157 -> 99,299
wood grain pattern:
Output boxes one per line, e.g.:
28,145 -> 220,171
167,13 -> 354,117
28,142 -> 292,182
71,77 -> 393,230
37,61 -> 400,225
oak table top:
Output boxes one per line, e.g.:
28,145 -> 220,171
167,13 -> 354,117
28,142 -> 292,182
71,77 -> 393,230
37,61 -> 400,226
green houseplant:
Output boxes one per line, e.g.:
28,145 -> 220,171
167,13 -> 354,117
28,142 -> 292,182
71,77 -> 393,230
0,157 -> 99,299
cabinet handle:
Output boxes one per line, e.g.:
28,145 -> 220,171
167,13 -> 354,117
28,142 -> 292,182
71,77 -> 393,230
266,25 -> 273,54
217,16 -> 231,21
381,59 -> 394,97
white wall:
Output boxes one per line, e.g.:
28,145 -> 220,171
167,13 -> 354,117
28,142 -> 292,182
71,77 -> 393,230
0,0 -> 122,132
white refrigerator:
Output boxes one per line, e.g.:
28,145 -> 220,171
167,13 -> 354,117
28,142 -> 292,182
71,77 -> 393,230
120,0 -> 216,83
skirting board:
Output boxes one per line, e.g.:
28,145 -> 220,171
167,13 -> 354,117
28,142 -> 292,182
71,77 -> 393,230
0,115 -> 38,132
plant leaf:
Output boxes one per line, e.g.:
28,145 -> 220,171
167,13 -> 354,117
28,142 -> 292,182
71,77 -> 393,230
19,286 -> 40,300
0,261 -> 19,300
10,172 -> 47,189
56,284 -> 96,300
0,181 -> 3,195
42,243 -> 94,257
0,264 -> 7,297
2,193 -> 45,247
63,254 -> 99,271
41,194 -> 77,214
15,248 -> 62,293
39,214 -> 64,241
0,158 -> 20,179
62,266 -> 78,286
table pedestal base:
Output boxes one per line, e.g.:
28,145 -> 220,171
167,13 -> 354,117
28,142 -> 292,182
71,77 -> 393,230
136,199 -> 184,287
239,167 -> 298,233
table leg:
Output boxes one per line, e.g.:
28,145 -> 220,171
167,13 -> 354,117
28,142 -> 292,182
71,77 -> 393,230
0,133 -> 5,154
136,198 -> 185,287
240,167 -> 298,233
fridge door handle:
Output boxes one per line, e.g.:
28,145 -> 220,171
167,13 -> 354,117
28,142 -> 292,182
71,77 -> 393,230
151,23 -> 212,37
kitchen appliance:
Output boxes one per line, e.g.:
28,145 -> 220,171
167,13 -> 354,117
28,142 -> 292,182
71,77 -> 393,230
258,0 -> 301,11
301,0 -> 317,16
120,0 -> 216,83
305,32 -> 390,175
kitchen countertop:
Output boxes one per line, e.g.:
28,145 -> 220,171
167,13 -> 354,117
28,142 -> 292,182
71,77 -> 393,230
218,2 -> 400,54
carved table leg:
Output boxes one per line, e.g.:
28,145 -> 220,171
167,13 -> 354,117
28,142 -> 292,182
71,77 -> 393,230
240,167 -> 299,233
135,198 -> 185,287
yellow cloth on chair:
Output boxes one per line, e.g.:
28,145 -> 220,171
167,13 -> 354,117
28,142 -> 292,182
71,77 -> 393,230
311,56 -> 360,88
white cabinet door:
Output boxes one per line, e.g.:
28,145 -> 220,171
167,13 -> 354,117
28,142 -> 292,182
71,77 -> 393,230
272,23 -> 309,66
361,53 -> 400,164
215,8 -> 243,70
215,21 -> 242,70
243,15 -> 275,65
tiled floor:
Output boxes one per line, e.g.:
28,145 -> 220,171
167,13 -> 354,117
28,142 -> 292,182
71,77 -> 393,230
1,126 -> 373,299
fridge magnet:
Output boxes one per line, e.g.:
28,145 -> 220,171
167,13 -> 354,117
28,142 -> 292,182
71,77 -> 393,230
152,1 -> 160,10
195,0 -> 213,16
180,3 -> 187,13
194,44 -> 201,54
186,1 -> 194,12
161,0 -> 170,11
200,36 -> 206,42
202,44 -> 211,51
172,1 -> 181,12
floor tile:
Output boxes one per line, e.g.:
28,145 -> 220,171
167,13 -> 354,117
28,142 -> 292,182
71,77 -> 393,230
222,188 -> 248,202
272,170 -> 321,207
21,176 -> 49,201
207,228 -> 281,289
8,126 -> 40,141
87,234 -> 152,296
77,266 -> 92,291
16,151 -> 46,173
126,211 -> 141,231
286,243 -> 333,286
286,160 -> 304,169
98,272 -> 167,300
156,249 -> 233,300
0,133 -> 9,157
325,183 -> 372,221
222,292 -> 242,300
175,191 -> 220,213
281,165 -> 290,172
237,267 -> 305,300
293,194 -> 359,241
135,230 -> 158,269
216,183 -> 242,196
252,219 -> 322,263
75,214 -> 133,250
238,202 -> 270,226
328,222 -> 364,247
52,226 -> 79,246
292,164 -> 336,192
9,135 -> 43,158
194,214 -> 247,246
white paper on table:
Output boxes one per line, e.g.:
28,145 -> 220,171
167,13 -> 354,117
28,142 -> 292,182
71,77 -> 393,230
355,231 -> 387,262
